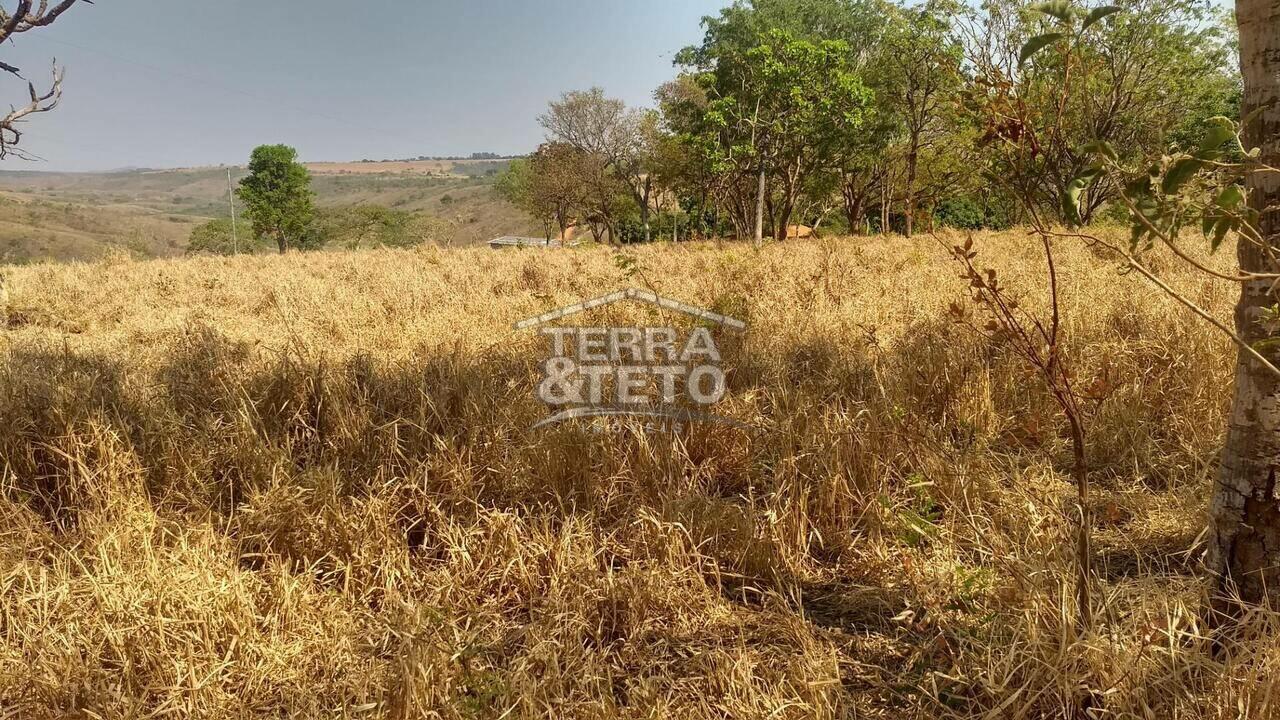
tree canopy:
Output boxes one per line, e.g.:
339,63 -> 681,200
237,144 -> 316,254
504,0 -> 1238,241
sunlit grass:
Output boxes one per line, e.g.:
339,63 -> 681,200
0,230 -> 1271,718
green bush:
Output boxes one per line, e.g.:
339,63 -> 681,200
187,218 -> 258,255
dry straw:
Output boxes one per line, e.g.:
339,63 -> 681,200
0,231 -> 1273,718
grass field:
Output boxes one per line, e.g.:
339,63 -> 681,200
0,230 -> 1274,718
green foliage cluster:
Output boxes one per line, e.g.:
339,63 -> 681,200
237,144 -> 317,253
504,0 -> 1238,242
186,218 -> 246,256
307,206 -> 447,250
188,205 -> 445,256
965,0 -> 1238,226
195,144 -> 449,256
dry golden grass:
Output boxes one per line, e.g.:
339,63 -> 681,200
0,230 -> 1275,718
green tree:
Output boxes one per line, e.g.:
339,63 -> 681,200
676,29 -> 872,242
682,0 -> 882,66
307,206 -> 445,249
654,75 -> 725,237
496,144 -> 592,240
876,0 -> 964,237
1209,0 -> 1280,611
530,143 -> 592,240
494,157 -> 534,209
186,218 -> 256,256
960,0 -> 1237,224
969,0 -> 1273,617
539,88 -> 654,241
833,95 -> 898,234
237,144 -> 316,254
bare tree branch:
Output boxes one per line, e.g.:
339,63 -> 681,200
0,1 -> 34,48
0,60 -> 62,158
0,0 -> 84,159
0,0 -> 85,47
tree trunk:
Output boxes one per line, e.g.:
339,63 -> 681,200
556,210 -> 569,241
276,232 -> 288,255
904,146 -> 919,239
881,184 -> 890,236
843,183 -> 867,236
847,200 -> 864,235
754,165 -> 766,247
776,199 -> 793,242
1206,0 -> 1280,609
641,177 -> 652,243
775,172 -> 799,242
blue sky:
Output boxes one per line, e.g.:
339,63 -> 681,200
0,0 -> 729,171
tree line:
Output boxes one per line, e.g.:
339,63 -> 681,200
498,0 -> 1237,243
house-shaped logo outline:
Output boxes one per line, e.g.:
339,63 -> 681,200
513,288 -> 747,331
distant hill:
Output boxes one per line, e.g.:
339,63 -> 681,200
305,158 -> 512,177
0,160 -> 540,263
0,192 -> 199,263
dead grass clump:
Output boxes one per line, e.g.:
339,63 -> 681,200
0,230 -> 1263,718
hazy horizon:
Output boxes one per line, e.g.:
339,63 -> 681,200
0,0 -> 728,173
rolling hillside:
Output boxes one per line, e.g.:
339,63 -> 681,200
0,159 -> 540,262
0,192 -> 200,263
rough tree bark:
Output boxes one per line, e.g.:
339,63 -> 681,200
904,144 -> 919,239
844,195 -> 866,235
841,167 -> 881,236
1205,0 -> 1280,608
754,165 -> 766,247
881,184 -> 890,235
635,176 -> 652,244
